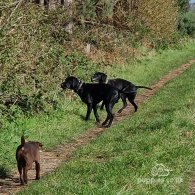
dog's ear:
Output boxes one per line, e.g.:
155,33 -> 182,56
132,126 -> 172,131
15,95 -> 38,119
36,142 -> 43,148
101,73 -> 107,83
72,77 -> 79,88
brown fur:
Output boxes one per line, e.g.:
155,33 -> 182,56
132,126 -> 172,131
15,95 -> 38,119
16,136 -> 42,185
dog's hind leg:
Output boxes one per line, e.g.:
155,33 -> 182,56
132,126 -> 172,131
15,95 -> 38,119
17,163 -> 24,185
93,105 -> 100,123
118,94 -> 127,113
128,97 -> 138,112
23,166 -> 28,184
102,103 -> 114,128
102,115 -> 109,127
35,161 -> 40,180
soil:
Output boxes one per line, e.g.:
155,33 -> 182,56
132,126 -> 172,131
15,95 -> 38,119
0,59 -> 194,195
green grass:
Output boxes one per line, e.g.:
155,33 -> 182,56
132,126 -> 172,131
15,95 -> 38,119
18,62 -> 195,195
0,40 -> 195,176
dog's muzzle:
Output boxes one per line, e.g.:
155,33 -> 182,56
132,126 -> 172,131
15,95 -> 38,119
91,78 -> 97,82
61,83 -> 66,89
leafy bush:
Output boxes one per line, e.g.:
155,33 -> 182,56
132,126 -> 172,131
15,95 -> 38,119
178,11 -> 195,37
177,0 -> 189,13
135,0 -> 178,40
0,3 -> 99,120
0,0 -> 188,120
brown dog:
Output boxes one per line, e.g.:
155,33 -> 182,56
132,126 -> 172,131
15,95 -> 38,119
16,136 -> 42,185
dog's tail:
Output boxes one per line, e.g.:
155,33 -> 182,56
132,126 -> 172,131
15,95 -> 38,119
21,135 -> 25,146
119,85 -> 152,95
119,86 -> 136,94
136,86 -> 152,90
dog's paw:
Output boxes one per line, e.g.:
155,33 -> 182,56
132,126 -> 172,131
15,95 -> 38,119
102,124 -> 110,128
117,109 -> 123,113
101,122 -> 110,128
101,122 -> 107,126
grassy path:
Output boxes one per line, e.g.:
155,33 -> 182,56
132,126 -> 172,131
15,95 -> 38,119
0,59 -> 194,194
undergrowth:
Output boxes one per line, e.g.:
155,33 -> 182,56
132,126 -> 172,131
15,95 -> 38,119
0,1 -> 189,121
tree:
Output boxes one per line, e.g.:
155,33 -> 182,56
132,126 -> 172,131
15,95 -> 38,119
178,0 -> 189,13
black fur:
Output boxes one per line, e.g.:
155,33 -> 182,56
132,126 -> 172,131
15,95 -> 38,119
91,72 -> 152,113
61,76 -> 123,128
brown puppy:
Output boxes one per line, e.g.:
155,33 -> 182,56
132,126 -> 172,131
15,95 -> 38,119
16,136 -> 42,185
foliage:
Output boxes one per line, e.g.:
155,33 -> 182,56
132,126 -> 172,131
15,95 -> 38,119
0,0 -> 190,119
19,54 -> 195,195
1,40 -> 195,173
77,0 -> 179,43
178,11 -> 195,37
178,0 -> 189,13
0,3 -> 100,119
135,0 -> 178,40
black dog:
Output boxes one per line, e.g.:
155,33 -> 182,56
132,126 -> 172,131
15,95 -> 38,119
91,72 -> 152,113
61,76 -> 127,128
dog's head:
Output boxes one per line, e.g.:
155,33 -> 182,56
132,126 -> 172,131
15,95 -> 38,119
91,72 -> 107,83
61,76 -> 80,90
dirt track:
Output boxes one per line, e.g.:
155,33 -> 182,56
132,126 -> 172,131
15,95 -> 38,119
0,59 -> 195,195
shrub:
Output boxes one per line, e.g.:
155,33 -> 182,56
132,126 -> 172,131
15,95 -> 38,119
178,11 -> 195,37
135,0 -> 178,40
178,0 -> 189,13
0,3 -> 99,119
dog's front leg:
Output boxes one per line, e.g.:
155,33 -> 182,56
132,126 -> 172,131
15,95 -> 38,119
85,104 -> 92,121
102,103 -> 114,128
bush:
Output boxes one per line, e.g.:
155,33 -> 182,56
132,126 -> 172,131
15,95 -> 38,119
135,0 -> 178,40
178,0 -> 189,13
0,3 -> 99,119
0,1 -> 189,120
178,11 -> 195,37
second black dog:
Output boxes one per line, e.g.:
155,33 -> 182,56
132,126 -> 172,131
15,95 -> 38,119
91,72 -> 152,113
61,76 -> 124,128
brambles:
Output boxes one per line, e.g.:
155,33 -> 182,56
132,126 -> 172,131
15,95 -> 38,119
0,0 -> 192,119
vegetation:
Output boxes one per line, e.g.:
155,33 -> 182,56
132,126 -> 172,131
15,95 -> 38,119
178,0 -> 190,13
136,0 -> 178,40
0,40 -> 195,176
0,0 -> 195,193
0,0 -> 188,121
177,0 -> 195,37
19,55 -> 195,195
178,11 -> 195,37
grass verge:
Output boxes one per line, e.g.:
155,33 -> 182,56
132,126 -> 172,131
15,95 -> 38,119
19,62 -> 195,194
0,40 -> 195,175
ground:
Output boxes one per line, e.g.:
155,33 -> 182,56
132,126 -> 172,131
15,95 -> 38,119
0,59 -> 194,195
